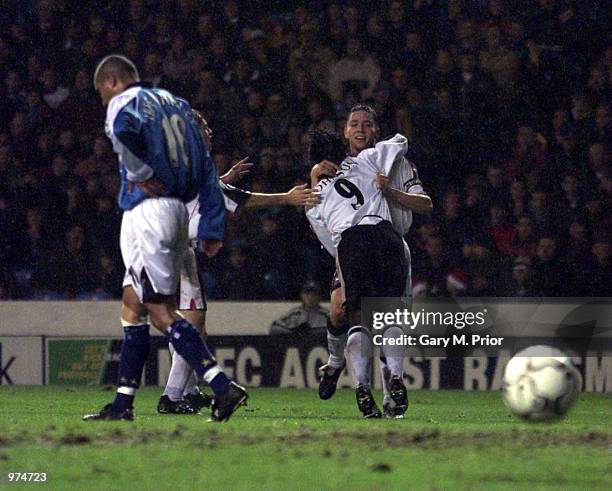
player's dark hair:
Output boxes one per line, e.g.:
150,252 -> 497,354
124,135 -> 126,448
94,54 -> 140,88
348,104 -> 378,125
308,129 -> 346,166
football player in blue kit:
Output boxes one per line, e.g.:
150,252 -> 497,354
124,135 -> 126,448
83,55 -> 247,422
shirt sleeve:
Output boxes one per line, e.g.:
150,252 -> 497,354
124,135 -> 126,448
404,162 -> 425,194
197,150 -> 226,241
220,182 -> 252,213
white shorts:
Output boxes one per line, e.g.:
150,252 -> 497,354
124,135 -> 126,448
120,197 -> 189,302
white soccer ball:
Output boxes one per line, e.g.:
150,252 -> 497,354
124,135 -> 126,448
502,345 -> 582,421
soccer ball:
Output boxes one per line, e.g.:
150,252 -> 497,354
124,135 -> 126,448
502,345 -> 582,421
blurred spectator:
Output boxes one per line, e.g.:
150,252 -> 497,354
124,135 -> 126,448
479,27 -> 520,89
426,48 -> 456,91
505,256 -> 541,297
250,211 -> 289,299
459,233 -> 501,296
413,235 -> 451,298
328,37 -> 381,102
288,23 -> 337,96
436,190 -> 468,255
528,190 -> 555,233
509,180 -> 528,219
33,224 -> 95,298
502,125 -> 546,181
510,215 -> 538,259
551,123 -> 580,176
583,238 -> 612,297
587,142 -> 609,184
482,165 -> 510,208
563,220 -> 592,268
40,68 -> 70,110
216,241 -> 255,300
483,204 -> 514,256
259,92 -> 290,145
532,235 -> 570,297
269,281 -> 329,336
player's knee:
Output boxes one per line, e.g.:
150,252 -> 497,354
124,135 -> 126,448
145,297 -> 180,332
330,301 -> 346,328
148,311 -> 176,332
122,286 -> 145,312
121,304 -> 147,326
330,288 -> 345,325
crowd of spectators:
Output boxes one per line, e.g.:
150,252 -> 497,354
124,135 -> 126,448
0,0 -> 610,300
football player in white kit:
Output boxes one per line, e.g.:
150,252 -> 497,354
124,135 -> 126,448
309,106 -> 432,417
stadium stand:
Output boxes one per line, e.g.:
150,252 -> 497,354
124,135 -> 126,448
0,0 -> 610,300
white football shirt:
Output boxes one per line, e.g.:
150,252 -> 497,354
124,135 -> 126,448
388,156 -> 424,237
306,134 -> 410,254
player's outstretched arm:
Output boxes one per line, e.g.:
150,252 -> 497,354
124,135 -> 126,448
244,184 -> 320,208
376,173 -> 433,214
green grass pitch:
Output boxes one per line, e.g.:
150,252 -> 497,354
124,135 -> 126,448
0,386 -> 610,490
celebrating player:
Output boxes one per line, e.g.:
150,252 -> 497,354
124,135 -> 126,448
309,106 -> 432,417
83,55 -> 247,422
311,106 -> 381,409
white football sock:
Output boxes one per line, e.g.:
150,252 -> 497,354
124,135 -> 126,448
382,326 -> 405,378
327,331 -> 348,368
163,344 -> 192,401
183,372 -> 200,396
346,327 -> 373,386
380,358 -> 391,403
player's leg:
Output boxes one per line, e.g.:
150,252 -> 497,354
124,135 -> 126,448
83,285 -> 150,421
160,308 -> 212,412
84,207 -> 154,421
327,281 -> 348,369
135,196 -> 245,421
145,291 -> 246,422
178,309 -> 212,407
159,247 -> 211,413
375,225 -> 411,417
379,238 -> 412,414
178,252 -> 213,408
159,317 -> 201,414
337,229 -> 381,418
345,309 -> 380,418
318,276 -> 349,400
106,198 -> 244,422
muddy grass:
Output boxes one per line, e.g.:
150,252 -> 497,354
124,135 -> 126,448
0,426 -> 609,450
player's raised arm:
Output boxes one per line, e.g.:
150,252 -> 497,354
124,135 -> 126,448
220,157 -> 254,185
375,172 -> 433,214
